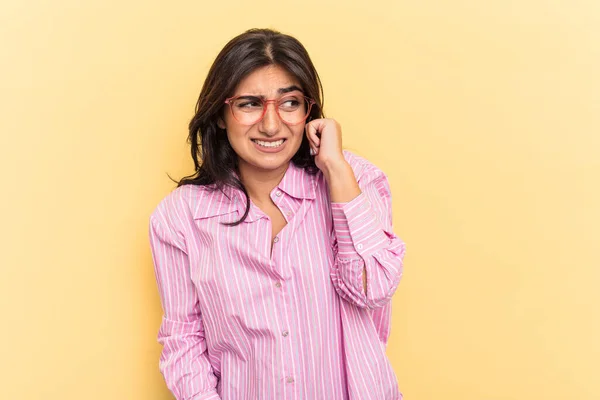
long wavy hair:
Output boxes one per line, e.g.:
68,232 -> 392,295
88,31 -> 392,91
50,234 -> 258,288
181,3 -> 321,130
178,28 -> 324,225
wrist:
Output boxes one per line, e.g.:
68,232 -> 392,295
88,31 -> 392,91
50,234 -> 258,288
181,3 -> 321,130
322,157 -> 352,181
322,158 -> 361,203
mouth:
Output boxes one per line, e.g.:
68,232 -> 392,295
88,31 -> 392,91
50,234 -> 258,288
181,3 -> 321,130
251,138 -> 286,149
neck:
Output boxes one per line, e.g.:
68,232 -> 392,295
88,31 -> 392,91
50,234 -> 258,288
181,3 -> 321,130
238,161 -> 289,205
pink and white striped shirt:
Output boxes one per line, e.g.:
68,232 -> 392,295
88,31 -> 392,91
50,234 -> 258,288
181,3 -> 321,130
149,151 -> 405,400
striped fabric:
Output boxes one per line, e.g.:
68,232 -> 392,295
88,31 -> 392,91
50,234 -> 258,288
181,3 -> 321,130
149,151 -> 406,400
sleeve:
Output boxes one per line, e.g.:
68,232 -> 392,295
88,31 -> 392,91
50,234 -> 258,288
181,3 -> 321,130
329,162 -> 406,310
149,213 -> 221,400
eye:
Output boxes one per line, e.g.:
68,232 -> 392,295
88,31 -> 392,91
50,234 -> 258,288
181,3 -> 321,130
237,100 -> 262,108
282,99 -> 300,107
279,96 -> 302,110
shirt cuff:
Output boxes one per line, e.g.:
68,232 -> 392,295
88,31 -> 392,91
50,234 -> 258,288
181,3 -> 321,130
331,193 -> 390,258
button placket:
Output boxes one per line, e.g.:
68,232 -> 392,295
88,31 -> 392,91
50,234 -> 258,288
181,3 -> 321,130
269,197 -> 300,394
270,231 -> 295,395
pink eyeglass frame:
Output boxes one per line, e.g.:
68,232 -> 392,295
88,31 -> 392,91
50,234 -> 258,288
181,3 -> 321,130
224,94 -> 316,126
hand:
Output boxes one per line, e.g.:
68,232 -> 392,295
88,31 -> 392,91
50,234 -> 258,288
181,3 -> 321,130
306,118 -> 361,202
304,118 -> 347,173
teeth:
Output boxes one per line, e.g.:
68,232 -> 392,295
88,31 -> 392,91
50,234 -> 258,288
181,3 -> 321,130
253,139 -> 285,148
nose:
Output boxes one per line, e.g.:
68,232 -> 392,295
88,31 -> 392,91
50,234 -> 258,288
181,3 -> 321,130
258,102 -> 280,136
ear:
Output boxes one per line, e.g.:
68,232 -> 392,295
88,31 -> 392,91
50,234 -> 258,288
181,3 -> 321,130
217,118 -> 226,129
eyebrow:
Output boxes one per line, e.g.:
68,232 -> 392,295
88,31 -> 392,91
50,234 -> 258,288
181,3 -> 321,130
278,85 -> 303,95
236,85 -> 304,100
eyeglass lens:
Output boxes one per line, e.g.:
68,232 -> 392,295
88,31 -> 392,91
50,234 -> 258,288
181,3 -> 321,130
229,95 -> 312,125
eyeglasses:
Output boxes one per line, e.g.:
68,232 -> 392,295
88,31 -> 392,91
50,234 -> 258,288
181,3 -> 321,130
224,94 -> 315,126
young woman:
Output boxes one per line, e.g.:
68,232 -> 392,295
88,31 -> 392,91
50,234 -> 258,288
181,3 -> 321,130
149,28 -> 406,400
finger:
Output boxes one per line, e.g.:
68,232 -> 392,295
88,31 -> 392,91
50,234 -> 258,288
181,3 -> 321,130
305,121 -> 322,147
304,126 -> 317,148
306,130 -> 319,156
305,122 -> 318,145
305,130 -> 319,154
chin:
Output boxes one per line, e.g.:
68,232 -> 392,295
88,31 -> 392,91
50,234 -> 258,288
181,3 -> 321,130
250,156 -> 292,171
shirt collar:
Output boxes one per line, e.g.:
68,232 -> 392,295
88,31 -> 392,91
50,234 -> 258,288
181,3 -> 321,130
192,162 -> 317,221
192,184 -> 240,220
276,161 -> 317,200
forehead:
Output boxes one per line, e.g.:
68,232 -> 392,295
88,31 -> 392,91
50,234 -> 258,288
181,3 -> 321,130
234,65 -> 301,95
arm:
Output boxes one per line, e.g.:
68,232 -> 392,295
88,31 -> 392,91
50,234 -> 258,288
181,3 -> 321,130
305,119 -> 406,310
321,159 -> 365,291
327,158 -> 405,309
149,214 -> 221,400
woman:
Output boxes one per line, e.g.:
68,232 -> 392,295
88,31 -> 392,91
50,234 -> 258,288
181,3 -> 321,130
149,28 -> 406,400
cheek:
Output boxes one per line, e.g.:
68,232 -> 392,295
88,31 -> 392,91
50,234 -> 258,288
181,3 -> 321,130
224,118 -> 247,139
225,127 -> 248,155
291,125 -> 305,141
292,128 -> 306,150
226,129 -> 246,146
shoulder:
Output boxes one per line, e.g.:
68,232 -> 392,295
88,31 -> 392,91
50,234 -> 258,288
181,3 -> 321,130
342,151 -> 394,204
150,184 -> 217,233
342,150 -> 387,184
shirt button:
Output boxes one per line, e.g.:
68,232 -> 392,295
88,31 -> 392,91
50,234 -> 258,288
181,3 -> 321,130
273,236 -> 280,243
282,330 -> 289,337
275,191 -> 282,197
275,282 -> 282,288
286,376 -> 295,383
356,243 -> 363,250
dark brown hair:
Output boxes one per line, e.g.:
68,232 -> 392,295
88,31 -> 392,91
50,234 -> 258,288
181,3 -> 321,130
179,28 -> 324,225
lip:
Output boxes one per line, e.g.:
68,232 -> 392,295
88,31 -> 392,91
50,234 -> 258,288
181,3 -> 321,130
250,138 -> 287,142
251,138 -> 287,153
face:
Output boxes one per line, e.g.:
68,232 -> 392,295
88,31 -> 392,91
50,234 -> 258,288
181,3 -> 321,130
219,65 -> 306,176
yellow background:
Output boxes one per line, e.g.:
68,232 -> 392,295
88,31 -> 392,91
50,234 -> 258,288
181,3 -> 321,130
1,0 -> 598,399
